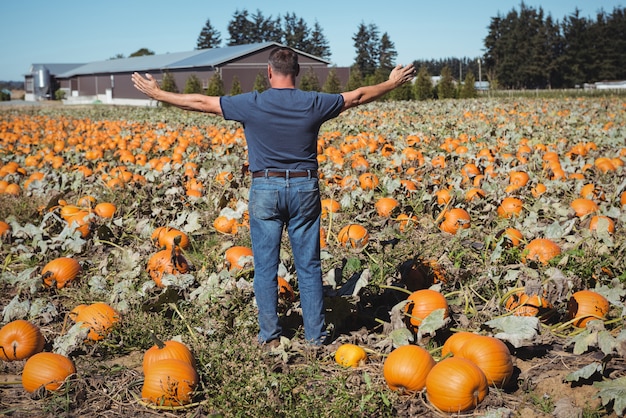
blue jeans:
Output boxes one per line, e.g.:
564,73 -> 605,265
249,172 -> 327,345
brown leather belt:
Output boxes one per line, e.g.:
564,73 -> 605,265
252,170 -> 317,178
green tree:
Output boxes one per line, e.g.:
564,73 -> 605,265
129,48 -> 155,57
459,72 -> 477,98
389,81 -> 413,100
437,66 -> 456,98
253,72 -> 268,92
230,75 -> 242,95
227,9 -> 256,45
206,72 -> 224,96
299,68 -> 321,91
183,74 -> 203,94
378,32 -> 397,71
413,66 -> 433,100
352,22 -> 379,77
308,21 -> 331,60
322,67 -> 342,93
345,65 -> 364,91
283,12 -> 310,51
196,18 -> 221,49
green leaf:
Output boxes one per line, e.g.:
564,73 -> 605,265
594,376 -> 626,416
485,316 -> 539,348
565,362 -> 603,382
418,308 -> 450,335
571,329 -> 597,354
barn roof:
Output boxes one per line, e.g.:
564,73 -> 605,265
55,42 -> 330,78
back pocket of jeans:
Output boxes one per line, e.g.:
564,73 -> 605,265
298,189 -> 321,221
250,189 -> 280,220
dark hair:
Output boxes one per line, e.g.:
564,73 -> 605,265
268,47 -> 300,77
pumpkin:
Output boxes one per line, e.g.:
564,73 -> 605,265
41,257 -> 82,289
0,319 -> 45,361
146,246 -> 191,287
404,289 -> 449,332
151,226 -> 190,250
93,202 -> 116,218
65,210 -> 92,238
69,302 -> 120,341
383,344 -> 435,392
425,357 -> 488,413
497,197 -> 523,218
504,290 -> 554,321
277,276 -> 295,302
440,331 -> 480,358
567,290 -> 610,328
396,213 -> 417,232
213,215 -> 237,234
495,227 -> 524,247
456,335 -> 513,388
0,220 -> 11,239
439,208 -> 470,235
22,352 -> 76,393
570,198 -> 598,217
358,172 -> 379,190
434,188 -> 452,205
143,338 -> 195,372
321,198 -> 341,217
76,195 -> 96,208
588,215 -> 615,235
521,238 -> 561,264
224,246 -> 253,271
505,171 -> 530,193
531,183 -> 547,197
337,224 -> 369,249
334,343 -> 367,368
142,358 -> 198,406
374,197 -> 399,217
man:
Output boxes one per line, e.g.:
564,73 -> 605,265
132,46 -> 415,347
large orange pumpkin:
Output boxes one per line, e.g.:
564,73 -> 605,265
497,197 -> 524,218
404,289 -> 449,332
143,339 -> 195,372
69,302 -> 120,341
22,352 -> 76,393
566,290 -> 610,328
337,224 -> 369,249
141,358 -> 198,406
41,257 -> 82,289
456,335 -> 513,388
383,344 -> 435,392
439,208 -> 470,235
425,357 -> 488,413
224,246 -> 254,271
521,238 -> 561,264
0,319 -> 45,361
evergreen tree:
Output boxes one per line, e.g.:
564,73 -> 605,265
160,71 -> 178,107
345,65 -> 364,91
389,80 -> 414,100
459,72 -> 477,98
206,72 -> 224,96
283,12 -> 310,51
230,76 -> 242,95
129,48 -> 155,57
253,72 -> 268,92
414,66 -> 433,100
437,66 -> 456,99
183,74 -> 203,94
196,18 -> 222,49
378,32 -> 397,71
299,68 -> 321,91
309,21 -> 331,60
322,68 -> 342,93
227,9 -> 256,45
352,22 -> 379,77
252,9 -> 282,43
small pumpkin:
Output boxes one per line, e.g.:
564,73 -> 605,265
69,302 -> 120,341
570,198 -> 599,217
497,197 -> 523,218
146,246 -> 191,287
588,215 -> 615,235
521,238 -> 561,265
358,172 -> 379,190
425,357 -> 488,413
504,290 -> 554,321
22,352 -> 76,393
213,215 -> 237,234
42,257 -> 82,289
335,343 -> 367,368
404,289 -> 449,333
374,197 -> 399,217
93,202 -> 116,218
0,319 -> 45,361
224,246 -> 253,271
321,198 -> 341,217
456,335 -> 513,388
277,276 -> 295,302
439,208 -> 470,235
383,344 -> 435,392
141,358 -> 198,406
0,220 -> 11,239
151,226 -> 190,250
143,337 -> 195,372
337,224 -> 369,249
567,290 -> 610,328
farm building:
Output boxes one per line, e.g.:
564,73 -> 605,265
23,42 -> 350,105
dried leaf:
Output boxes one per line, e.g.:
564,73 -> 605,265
594,376 -> 626,416
485,316 -> 539,348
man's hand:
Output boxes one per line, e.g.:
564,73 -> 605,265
389,64 -> 417,87
132,72 -> 161,99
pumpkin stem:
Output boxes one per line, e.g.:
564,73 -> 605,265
149,331 -> 166,349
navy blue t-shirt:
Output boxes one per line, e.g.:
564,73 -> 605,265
220,88 -> 344,172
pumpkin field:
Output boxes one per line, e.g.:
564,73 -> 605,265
1,96 -> 625,417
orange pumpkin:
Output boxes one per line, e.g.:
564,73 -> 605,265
335,343 -> 367,368
224,246 -> 253,271
143,339 -> 195,372
374,197 -> 399,217
505,290 -> 554,321
337,224 -> 369,249
588,215 -> 615,234
570,198 -> 598,217
146,247 -> 191,287
22,352 -> 76,393
404,289 -> 449,332
497,197 -> 523,218
425,357 -> 488,413
383,344 -> 435,392
213,215 -> 237,234
0,319 -> 45,361
69,302 -> 120,341
439,208 -> 470,234
567,290 -> 610,328
0,220 -> 11,239
42,257 -> 82,289
93,202 -> 116,218
358,172 -> 379,190
440,331 -> 480,358
456,335 -> 513,388
141,358 -> 198,406
522,238 -> 561,265
277,276 -> 295,302
151,226 -> 190,250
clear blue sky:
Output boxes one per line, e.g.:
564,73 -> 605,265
0,0 -> 621,81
